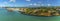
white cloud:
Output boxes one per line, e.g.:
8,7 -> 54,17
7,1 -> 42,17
48,4 -> 51,6
41,4 -> 44,6
0,5 -> 3,7
33,3 -> 37,6
10,0 -> 15,2
34,3 -> 41,6
29,3 -> 40,6
0,2 -> 10,7
0,5 -> 5,7
0,2 -> 8,7
29,3 -> 33,5
26,0 -> 31,2
29,3 -> 37,6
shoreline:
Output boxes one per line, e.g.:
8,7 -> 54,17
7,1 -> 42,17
6,7 -> 60,16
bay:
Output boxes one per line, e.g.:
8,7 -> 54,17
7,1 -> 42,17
0,8 -> 60,21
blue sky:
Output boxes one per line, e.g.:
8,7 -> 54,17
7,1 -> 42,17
0,0 -> 60,7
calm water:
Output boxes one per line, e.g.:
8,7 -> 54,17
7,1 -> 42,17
0,8 -> 60,21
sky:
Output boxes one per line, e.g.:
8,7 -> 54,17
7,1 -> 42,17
0,0 -> 60,7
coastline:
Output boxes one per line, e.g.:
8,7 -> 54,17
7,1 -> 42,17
6,7 -> 60,16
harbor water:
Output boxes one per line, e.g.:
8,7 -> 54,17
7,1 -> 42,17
0,8 -> 60,21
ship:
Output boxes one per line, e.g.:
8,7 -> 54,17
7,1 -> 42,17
5,7 -> 60,16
